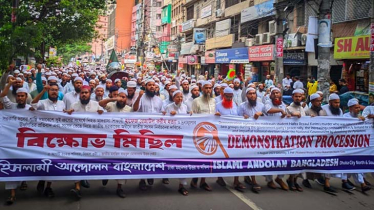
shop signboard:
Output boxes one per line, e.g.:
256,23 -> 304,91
241,0 -> 274,24
215,48 -> 249,64
283,52 -> 306,65
248,45 -> 275,61
180,42 -> 194,55
205,50 -> 216,63
193,28 -> 207,44
334,35 -> 370,59
187,55 -> 198,65
181,19 -> 195,32
201,5 -> 212,19
179,55 -> 187,64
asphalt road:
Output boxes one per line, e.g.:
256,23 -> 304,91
1,176 -> 374,210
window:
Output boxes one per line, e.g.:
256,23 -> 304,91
296,2 -> 305,26
225,0 -> 240,8
156,2 -> 161,7
332,0 -> 372,23
216,0 -> 221,10
196,5 -> 200,19
156,14 -> 161,19
186,6 -> 194,20
156,26 -> 161,31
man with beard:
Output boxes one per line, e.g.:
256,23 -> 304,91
31,84 -> 65,198
89,79 -> 96,92
264,88 -> 289,191
60,73 -> 69,88
256,84 -> 265,101
215,83 -> 228,103
185,85 -> 200,112
91,86 -> 105,102
63,73 -> 78,94
237,87 -> 265,193
162,81 -> 171,100
133,79 -> 163,190
213,83 -> 221,97
284,89 -> 306,192
180,80 -> 191,101
98,89 -> 131,198
161,85 -> 178,112
63,77 -> 83,110
2,75 -> 32,104
322,93 -> 343,116
104,79 -> 113,97
0,80 -> 32,205
114,78 -> 122,88
99,74 -> 107,85
190,81 -> 215,191
215,87 -> 245,192
125,81 -> 139,107
343,99 -> 371,192
64,85 -> 103,200
232,78 -> 242,106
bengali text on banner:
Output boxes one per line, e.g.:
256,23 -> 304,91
0,110 -> 373,181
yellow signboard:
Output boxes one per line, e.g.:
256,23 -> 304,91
334,35 -> 370,59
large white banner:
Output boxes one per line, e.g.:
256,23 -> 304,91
0,110 -> 373,181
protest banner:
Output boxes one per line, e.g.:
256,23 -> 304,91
0,110 -> 373,181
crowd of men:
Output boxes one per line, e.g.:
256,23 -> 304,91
1,63 -> 374,205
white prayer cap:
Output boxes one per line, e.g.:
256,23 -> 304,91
292,89 -> 304,94
127,81 -> 136,88
145,79 -> 155,85
16,88 -> 27,94
106,79 -> 112,83
72,73 -> 78,77
51,72 -> 57,76
191,79 -> 196,83
41,77 -> 47,82
19,73 -> 24,76
224,87 -> 234,94
182,80 -> 189,84
214,83 -> 221,88
164,81 -> 171,85
197,80 -> 204,84
172,90 -> 182,98
169,85 -> 178,90
45,72 -> 51,76
114,78 -> 121,83
74,77 -> 83,82
95,85 -> 105,90
316,91 -> 323,95
347,98 -> 359,107
269,85 -> 275,89
329,93 -> 340,101
14,70 -> 20,74
155,83 -> 160,87
202,81 -> 212,87
220,83 -> 228,88
48,76 -> 58,81
271,87 -> 281,93
310,93 -> 320,101
100,74 -> 106,78
90,71 -> 96,75
190,85 -> 199,91
118,88 -> 127,94
16,77 -> 23,81
234,78 -> 240,83
246,87 -> 256,93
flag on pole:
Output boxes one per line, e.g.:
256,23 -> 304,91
107,50 -> 119,68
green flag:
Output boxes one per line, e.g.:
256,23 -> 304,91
107,50 -> 119,67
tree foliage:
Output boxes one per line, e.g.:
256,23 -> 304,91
0,0 -> 109,72
58,42 -> 92,64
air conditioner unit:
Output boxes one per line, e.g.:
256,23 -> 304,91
239,37 -> 247,43
301,34 -> 307,46
245,38 -> 255,47
262,33 -> 271,44
269,20 -> 276,36
255,34 -> 263,45
216,9 -> 224,18
288,33 -> 301,47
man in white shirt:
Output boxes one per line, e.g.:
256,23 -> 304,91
64,85 -> 103,200
31,84 -> 65,111
237,87 -> 265,193
161,85 -> 178,111
361,93 -> 374,119
264,87 -> 289,190
282,74 -> 292,91
132,79 -> 163,190
185,85 -> 200,113
293,76 -> 304,90
343,99 -> 371,192
0,78 -> 31,110
322,93 -> 343,117
232,78 -> 242,106
90,85 -> 105,102
125,81 -> 139,107
63,77 -> 83,110
264,75 -> 273,89
190,81 -> 215,191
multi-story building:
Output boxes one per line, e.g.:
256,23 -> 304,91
90,15 -> 109,62
161,1 -> 172,67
